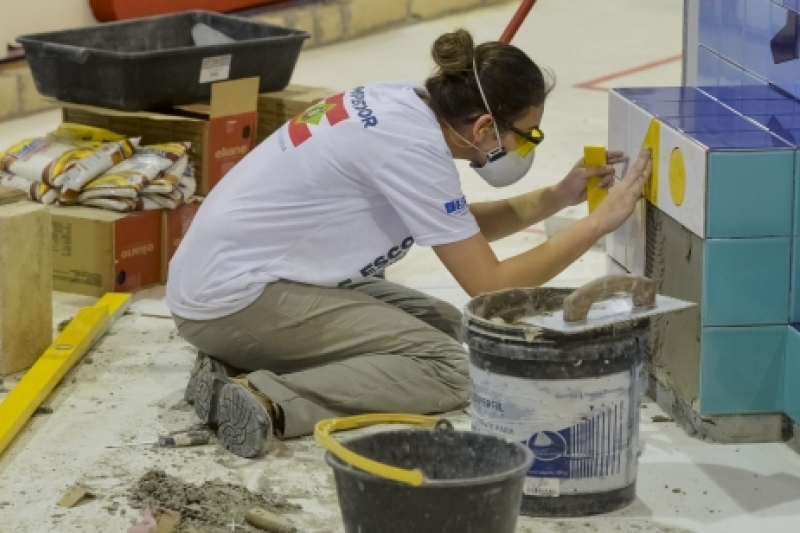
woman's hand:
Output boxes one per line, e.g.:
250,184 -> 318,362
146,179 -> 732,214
591,148 -> 652,234
553,151 -> 628,207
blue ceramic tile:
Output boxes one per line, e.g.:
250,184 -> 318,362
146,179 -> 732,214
719,0 -> 747,67
665,114 -> 764,134
718,57 -> 745,87
703,238 -> 791,325
615,87 -> 707,103
700,326 -> 786,415
697,46 -> 721,86
698,0 -> 722,53
637,100 -> 730,119
700,84 -> 783,100
760,115 -> 800,146
689,129 -> 793,149
719,98 -> 798,116
743,0 -> 778,79
784,326 -> 800,422
776,0 -> 800,14
707,152 -> 794,238
791,239 -> 800,323
770,1 -> 800,97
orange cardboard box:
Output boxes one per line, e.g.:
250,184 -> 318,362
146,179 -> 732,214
56,78 -> 259,195
50,207 -> 162,297
162,201 -> 203,282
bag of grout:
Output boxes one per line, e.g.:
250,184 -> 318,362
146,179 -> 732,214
81,197 -> 145,213
142,155 -> 189,195
60,142 -> 189,205
49,123 -> 126,144
177,162 -> 197,200
1,137 -> 100,186
0,170 -> 58,204
59,138 -> 140,194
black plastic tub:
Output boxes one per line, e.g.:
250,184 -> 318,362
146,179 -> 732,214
326,424 -> 534,533
18,11 -> 309,111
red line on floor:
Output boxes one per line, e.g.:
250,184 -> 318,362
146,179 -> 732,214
574,54 -> 683,92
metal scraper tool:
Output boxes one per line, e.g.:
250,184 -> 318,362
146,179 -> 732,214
519,275 -> 695,335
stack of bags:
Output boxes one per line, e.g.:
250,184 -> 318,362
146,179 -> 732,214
0,123 -> 196,212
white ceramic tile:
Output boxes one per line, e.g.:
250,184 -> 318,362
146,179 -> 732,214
605,96 -> 653,275
607,209 -> 631,268
627,198 -> 647,276
657,123 -> 708,238
608,90 -> 631,163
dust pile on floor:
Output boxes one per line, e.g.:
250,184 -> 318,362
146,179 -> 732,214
129,468 -> 300,532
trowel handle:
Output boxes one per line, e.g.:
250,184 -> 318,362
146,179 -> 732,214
563,275 -> 656,323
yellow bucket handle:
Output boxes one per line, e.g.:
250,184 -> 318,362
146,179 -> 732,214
314,413 -> 444,487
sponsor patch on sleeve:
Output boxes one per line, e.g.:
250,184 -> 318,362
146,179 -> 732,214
444,196 -> 469,216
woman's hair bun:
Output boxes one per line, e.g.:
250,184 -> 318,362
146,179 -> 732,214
431,29 -> 475,75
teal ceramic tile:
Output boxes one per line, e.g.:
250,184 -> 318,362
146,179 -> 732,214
792,239 -> 800,323
785,326 -> 800,422
795,152 -> 800,236
707,152 -> 794,238
700,326 -> 786,414
703,238 -> 791,325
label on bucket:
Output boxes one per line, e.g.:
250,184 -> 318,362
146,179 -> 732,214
524,477 -> 560,497
470,365 -> 642,495
200,55 -> 232,84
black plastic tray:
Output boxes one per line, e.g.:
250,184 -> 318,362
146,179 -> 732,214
18,11 -> 309,111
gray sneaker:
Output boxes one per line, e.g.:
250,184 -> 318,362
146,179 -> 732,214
185,352 -> 230,425
217,377 -> 274,459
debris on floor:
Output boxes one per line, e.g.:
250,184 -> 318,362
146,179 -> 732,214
57,485 -> 96,508
128,505 -> 180,533
651,415 -> 674,423
245,507 -> 297,532
128,469 -> 299,532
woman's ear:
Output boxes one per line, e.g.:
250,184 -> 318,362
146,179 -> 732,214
472,114 -> 496,144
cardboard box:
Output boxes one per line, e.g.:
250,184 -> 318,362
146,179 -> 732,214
50,207 -> 162,297
257,84 -> 336,143
162,200 -> 203,282
57,78 -> 260,195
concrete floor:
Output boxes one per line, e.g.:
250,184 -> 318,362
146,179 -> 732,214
3,0 -> 800,531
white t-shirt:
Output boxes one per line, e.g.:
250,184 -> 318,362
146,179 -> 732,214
167,82 -> 480,321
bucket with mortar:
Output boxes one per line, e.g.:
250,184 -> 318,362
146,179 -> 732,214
315,414 -> 534,532
464,275 -> 693,517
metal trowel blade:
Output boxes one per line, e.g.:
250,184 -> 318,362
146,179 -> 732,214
519,294 -> 695,334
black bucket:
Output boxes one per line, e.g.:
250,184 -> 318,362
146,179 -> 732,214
464,287 -> 648,517
325,421 -> 534,533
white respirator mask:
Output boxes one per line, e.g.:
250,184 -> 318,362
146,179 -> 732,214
454,58 -> 542,188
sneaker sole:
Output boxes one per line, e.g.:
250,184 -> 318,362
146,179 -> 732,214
184,354 -> 205,405
217,383 -> 272,458
192,357 -> 230,425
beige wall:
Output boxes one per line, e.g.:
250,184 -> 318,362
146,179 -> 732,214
0,0 -> 97,56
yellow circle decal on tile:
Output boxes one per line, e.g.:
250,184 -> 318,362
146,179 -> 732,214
669,147 -> 686,207
641,119 -> 660,205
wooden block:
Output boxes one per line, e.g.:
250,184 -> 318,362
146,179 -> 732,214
409,0 -> 481,20
346,0 -> 408,37
0,203 -> 52,376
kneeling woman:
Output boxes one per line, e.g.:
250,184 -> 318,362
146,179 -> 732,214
167,29 -> 651,458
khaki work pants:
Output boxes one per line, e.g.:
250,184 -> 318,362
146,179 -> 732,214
173,278 -> 470,438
